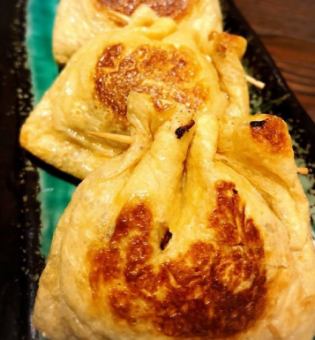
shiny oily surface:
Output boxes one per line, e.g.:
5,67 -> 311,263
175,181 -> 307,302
249,116 -> 291,154
95,0 -> 194,19
89,182 -> 266,338
95,43 -> 207,125
2,0 -> 314,338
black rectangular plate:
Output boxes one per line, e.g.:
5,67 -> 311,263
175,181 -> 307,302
0,0 -> 314,339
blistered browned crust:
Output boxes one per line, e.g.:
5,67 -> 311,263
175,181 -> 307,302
95,0 -> 194,19
88,181 -> 266,338
95,44 -> 208,125
250,117 -> 291,154
209,32 -> 247,59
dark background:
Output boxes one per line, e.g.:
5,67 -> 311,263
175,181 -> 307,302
0,0 -> 40,339
0,0 -> 25,338
235,0 -> 315,121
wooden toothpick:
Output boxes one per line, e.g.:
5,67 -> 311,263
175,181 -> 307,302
246,75 -> 266,89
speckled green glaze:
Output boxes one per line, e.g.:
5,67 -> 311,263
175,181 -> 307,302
26,0 -> 75,258
26,0 -> 314,259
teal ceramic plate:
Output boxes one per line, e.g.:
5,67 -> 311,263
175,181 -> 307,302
26,0 -> 76,258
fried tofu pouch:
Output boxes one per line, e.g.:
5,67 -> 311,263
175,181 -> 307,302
20,20 -> 247,180
33,102 -> 315,339
53,0 -> 223,63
